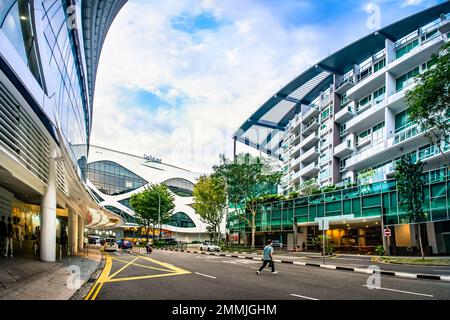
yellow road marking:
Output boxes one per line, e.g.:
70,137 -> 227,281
84,253 -> 191,298
108,256 -> 140,279
85,252 -> 112,300
137,254 -> 190,275
111,258 -> 173,273
104,271 -> 190,283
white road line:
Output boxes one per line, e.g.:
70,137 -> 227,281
114,252 -> 120,256
362,285 -> 434,297
290,294 -> 319,301
195,272 -> 217,279
394,272 -> 417,279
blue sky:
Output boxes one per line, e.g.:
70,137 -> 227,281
91,0 -> 446,172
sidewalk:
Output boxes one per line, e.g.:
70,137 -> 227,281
0,247 -> 102,300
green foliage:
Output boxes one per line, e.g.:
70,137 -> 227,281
130,184 -> 175,240
246,194 -> 286,208
315,235 -> 334,254
395,157 -> 425,224
395,156 -> 426,259
374,244 -> 385,257
213,153 -> 282,249
288,191 -> 299,199
358,168 -> 375,185
193,175 -> 227,244
300,179 -> 320,196
406,42 -> 450,162
320,184 -> 337,193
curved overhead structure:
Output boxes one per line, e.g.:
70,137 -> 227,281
82,0 -> 127,124
81,145 -> 222,242
234,2 -> 450,160
0,0 -> 128,261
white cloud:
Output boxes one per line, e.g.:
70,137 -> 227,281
402,0 -> 423,7
90,0 -> 330,173
91,0 -> 429,173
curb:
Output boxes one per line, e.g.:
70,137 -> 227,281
70,249 -> 105,300
156,248 -> 450,282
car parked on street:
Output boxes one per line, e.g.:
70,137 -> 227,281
117,240 -> 133,250
88,236 -> 101,245
200,242 -> 221,252
103,238 -> 119,252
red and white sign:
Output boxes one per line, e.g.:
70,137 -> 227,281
384,228 -> 391,237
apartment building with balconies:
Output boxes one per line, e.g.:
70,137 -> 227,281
235,3 -> 450,196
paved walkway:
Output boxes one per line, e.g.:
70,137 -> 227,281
0,247 -> 102,300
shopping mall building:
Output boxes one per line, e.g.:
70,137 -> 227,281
0,1 -> 127,261
79,145 -> 222,243
232,3 -> 450,255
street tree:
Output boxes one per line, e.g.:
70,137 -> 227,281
130,184 -> 175,244
395,156 -> 426,260
406,41 -> 450,164
193,175 -> 227,244
213,153 -> 282,250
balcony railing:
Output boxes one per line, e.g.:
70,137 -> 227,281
394,124 -> 422,145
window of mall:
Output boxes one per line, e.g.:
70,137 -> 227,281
9,200 -> 69,258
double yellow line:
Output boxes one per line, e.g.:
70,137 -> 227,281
85,252 -> 113,300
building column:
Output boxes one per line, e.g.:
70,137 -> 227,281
78,214 -> 85,251
40,146 -> 57,262
426,222 -> 438,255
69,210 -> 78,255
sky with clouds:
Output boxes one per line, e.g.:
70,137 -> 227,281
90,0 -> 445,173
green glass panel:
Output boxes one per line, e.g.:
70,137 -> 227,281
362,207 -> 381,217
352,199 -> 361,217
326,201 -> 341,213
385,213 -> 399,225
343,200 -> 352,214
431,196 -> 447,210
317,205 -> 325,218
362,195 -> 381,207
297,216 -> 309,223
431,209 -> 448,222
431,183 -> 446,198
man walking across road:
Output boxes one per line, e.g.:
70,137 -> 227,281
256,240 -> 278,275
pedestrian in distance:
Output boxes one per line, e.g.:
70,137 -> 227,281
5,217 -> 14,258
0,216 -> 6,257
256,239 -> 278,275
146,242 -> 152,254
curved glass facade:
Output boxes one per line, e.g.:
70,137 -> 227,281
87,161 -> 148,196
40,0 -> 89,165
163,178 -> 194,197
1,0 -> 44,86
104,205 -> 135,224
167,212 -> 196,228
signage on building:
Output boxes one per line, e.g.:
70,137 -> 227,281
143,154 -> 162,163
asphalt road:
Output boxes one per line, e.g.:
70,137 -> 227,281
83,250 -> 450,300
276,253 -> 450,275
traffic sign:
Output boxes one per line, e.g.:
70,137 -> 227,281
384,228 -> 391,237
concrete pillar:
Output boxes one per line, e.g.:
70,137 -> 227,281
69,210 -> 78,255
384,107 -> 395,141
40,146 -> 57,262
385,39 -> 396,64
78,215 -> 84,251
426,222 -> 438,255
385,71 -> 396,98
